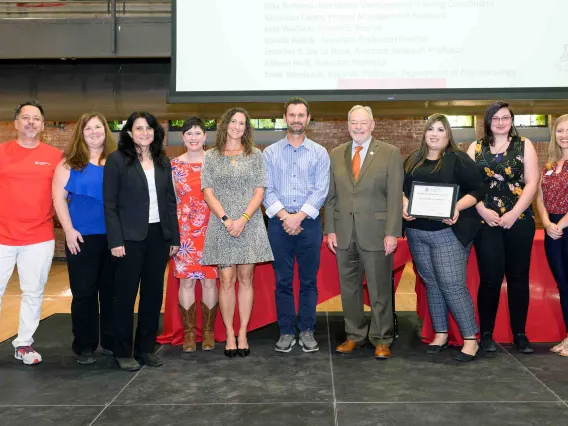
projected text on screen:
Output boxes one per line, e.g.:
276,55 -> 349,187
173,0 -> 568,98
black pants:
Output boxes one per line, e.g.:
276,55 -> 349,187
474,218 -> 535,336
65,234 -> 114,354
544,213 -> 568,333
112,223 -> 171,358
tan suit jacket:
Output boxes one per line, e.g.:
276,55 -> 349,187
324,138 -> 403,249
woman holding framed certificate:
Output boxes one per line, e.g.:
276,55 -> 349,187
466,101 -> 539,355
403,113 -> 485,362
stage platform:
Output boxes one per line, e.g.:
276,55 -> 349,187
1,313 -> 568,425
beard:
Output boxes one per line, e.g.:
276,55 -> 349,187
23,127 -> 40,138
288,123 -> 305,135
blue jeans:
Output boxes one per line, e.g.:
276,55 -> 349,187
544,213 -> 568,333
268,216 -> 322,335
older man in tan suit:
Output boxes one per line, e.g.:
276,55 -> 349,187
325,105 -> 403,359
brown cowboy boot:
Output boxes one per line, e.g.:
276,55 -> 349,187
179,303 -> 196,352
201,301 -> 218,351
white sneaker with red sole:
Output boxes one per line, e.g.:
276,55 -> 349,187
14,346 -> 42,365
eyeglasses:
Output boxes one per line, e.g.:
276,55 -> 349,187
491,116 -> 512,123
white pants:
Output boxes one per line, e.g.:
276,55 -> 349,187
0,240 -> 55,348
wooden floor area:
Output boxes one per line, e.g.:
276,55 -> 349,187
0,260 -> 417,343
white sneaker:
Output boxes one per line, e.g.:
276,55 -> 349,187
14,346 -> 43,365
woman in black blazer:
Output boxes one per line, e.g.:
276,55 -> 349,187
103,112 -> 180,371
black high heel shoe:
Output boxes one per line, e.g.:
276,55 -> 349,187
237,334 -> 250,357
224,337 -> 238,358
237,337 -> 250,357
237,347 -> 250,357
456,337 -> 478,362
224,348 -> 238,358
426,332 -> 448,354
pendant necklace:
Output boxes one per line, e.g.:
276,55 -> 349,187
225,149 -> 243,165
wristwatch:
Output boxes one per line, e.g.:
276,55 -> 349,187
221,215 -> 229,222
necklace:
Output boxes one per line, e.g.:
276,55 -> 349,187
492,139 -> 509,155
224,148 -> 243,165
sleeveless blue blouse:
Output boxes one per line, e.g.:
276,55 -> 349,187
65,163 -> 106,235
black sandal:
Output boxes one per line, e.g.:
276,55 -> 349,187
456,337 -> 478,362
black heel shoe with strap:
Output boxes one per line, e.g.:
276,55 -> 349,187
456,337 -> 478,362
426,332 -> 448,354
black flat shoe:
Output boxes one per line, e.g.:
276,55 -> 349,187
480,331 -> 497,352
514,333 -> 534,354
456,337 -> 478,362
426,343 -> 448,354
237,347 -> 250,357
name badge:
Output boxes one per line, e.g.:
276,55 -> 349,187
545,170 -> 554,176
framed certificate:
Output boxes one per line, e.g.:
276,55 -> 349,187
407,182 -> 458,220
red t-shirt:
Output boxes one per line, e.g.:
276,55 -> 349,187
0,140 -> 63,246
541,161 -> 568,214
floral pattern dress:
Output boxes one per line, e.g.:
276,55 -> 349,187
171,158 -> 218,279
474,135 -> 533,220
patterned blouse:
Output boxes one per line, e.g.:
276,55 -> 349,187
541,161 -> 568,214
474,135 -> 533,220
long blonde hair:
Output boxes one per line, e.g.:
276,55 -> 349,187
547,114 -> 568,167
404,114 -> 459,175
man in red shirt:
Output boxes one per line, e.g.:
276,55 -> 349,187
0,100 -> 63,365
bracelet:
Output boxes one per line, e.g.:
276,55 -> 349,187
242,213 -> 251,221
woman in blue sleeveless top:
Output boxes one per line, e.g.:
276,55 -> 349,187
52,112 -> 117,364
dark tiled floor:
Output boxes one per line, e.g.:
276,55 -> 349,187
1,313 -> 568,425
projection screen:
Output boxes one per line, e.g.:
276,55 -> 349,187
170,0 -> 568,102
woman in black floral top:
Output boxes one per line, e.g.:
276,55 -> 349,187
466,101 -> 539,354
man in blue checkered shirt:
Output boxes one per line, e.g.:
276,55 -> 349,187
263,97 -> 330,353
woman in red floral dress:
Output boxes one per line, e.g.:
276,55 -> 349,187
172,117 -> 218,352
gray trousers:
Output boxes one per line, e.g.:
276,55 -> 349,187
406,227 -> 478,337
336,224 -> 393,346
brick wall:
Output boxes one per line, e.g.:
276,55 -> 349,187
1,116 -> 555,258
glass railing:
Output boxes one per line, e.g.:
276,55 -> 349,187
0,0 -> 171,18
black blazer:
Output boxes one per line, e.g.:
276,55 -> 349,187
103,150 -> 180,249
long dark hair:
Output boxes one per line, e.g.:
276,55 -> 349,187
404,113 -> 459,175
482,101 -> 519,147
118,111 -> 167,166
214,107 -> 254,155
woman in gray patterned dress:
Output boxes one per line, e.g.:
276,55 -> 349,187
201,107 -> 274,358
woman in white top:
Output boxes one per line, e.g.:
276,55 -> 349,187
103,112 -> 180,371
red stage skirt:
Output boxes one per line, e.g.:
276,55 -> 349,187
157,230 -> 563,346
157,238 -> 412,345
419,230 -> 565,345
